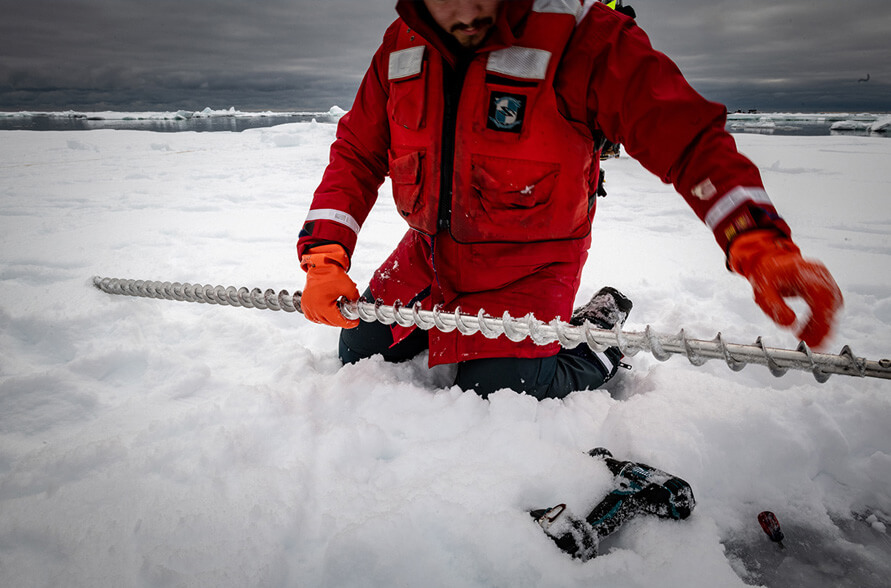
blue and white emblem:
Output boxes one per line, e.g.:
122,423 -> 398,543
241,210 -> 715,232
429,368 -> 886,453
487,93 -> 527,133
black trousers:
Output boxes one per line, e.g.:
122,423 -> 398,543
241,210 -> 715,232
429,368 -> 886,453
339,290 -> 620,399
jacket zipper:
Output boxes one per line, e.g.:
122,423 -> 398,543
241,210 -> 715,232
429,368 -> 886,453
438,56 -> 470,232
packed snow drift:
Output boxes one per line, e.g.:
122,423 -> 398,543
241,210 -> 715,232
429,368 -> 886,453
1,121 -> 889,587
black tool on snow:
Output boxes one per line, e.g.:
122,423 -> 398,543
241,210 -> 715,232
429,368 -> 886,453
531,448 -> 695,561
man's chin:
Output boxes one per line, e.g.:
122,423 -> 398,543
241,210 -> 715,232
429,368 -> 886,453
455,30 -> 489,48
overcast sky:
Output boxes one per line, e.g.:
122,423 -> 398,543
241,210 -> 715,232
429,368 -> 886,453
1,0 -> 888,113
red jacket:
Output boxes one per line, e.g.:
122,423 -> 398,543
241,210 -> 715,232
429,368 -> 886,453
298,0 -> 790,365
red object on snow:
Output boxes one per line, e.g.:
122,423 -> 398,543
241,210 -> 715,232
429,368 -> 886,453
758,511 -> 786,548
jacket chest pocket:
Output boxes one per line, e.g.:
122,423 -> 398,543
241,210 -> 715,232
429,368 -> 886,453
389,150 -> 424,215
451,154 -> 568,242
388,149 -> 437,234
387,46 -> 427,131
472,156 -> 558,211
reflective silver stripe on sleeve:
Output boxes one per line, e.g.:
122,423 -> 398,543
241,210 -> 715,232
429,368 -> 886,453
703,187 -> 773,230
487,47 -> 552,80
388,46 -> 425,80
304,208 -> 361,234
533,0 -> 583,16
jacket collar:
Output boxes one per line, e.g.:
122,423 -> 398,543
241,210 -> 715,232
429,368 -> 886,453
394,0 -> 533,65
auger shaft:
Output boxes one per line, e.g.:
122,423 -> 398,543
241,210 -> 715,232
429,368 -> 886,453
92,276 -> 891,382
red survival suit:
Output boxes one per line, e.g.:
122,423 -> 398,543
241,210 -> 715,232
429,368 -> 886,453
297,0 -> 790,366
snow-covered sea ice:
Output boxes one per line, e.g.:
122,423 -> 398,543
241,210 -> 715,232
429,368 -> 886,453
1,121 -> 889,587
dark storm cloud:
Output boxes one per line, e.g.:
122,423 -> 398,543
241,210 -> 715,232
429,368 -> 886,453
0,0 -> 395,111
1,0 -> 888,112
635,0 -> 890,111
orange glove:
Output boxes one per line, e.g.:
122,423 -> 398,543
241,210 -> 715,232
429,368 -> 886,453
728,230 -> 843,348
299,243 -> 360,329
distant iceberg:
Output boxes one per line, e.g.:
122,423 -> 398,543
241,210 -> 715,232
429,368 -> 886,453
726,112 -> 881,124
830,119 -> 871,131
830,114 -> 890,134
869,115 -> 890,133
2,108 -> 885,127
0,106 -> 337,121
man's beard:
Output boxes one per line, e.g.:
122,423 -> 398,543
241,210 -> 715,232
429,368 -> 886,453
450,17 -> 494,34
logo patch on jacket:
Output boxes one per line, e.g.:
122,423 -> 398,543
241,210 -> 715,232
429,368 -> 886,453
487,93 -> 527,133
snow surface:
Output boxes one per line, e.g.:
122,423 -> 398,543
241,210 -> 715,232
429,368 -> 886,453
1,122 -> 890,587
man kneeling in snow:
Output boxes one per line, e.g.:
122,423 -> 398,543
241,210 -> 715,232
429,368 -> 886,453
296,0 -> 843,399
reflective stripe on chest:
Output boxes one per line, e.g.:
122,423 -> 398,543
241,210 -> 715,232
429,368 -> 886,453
486,47 -> 551,80
388,46 -> 425,80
